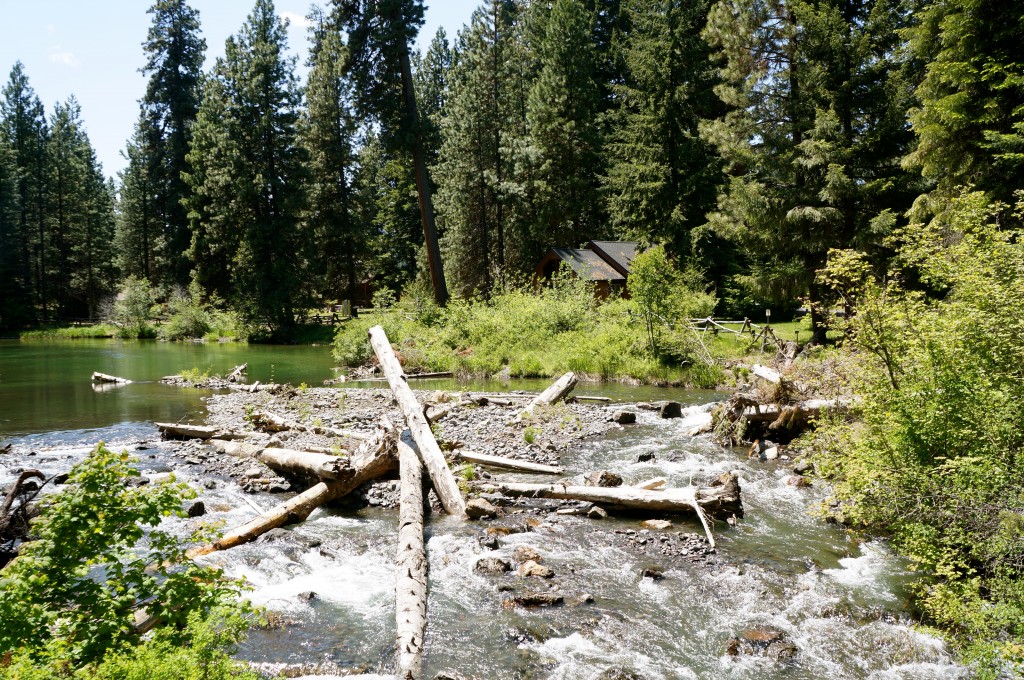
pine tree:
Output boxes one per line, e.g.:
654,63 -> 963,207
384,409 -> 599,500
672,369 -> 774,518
184,0 -> 307,329
139,0 -> 206,288
522,0 -> 604,259
703,0 -> 918,337
604,0 -> 722,258
1,62 -> 49,320
116,114 -> 163,284
335,0 -> 449,304
904,0 -> 1024,216
301,5 -> 366,304
0,134 -> 28,328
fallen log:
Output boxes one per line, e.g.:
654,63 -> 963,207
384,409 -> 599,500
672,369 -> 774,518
225,363 -> 247,382
188,418 -> 397,557
156,422 -> 250,441
749,363 -> 782,384
368,326 -> 466,517
573,395 -> 612,403
454,450 -> 563,475
484,472 -> 742,519
395,433 -> 427,680
514,372 -> 578,423
250,410 -> 371,440
358,371 -> 454,383
92,371 -> 132,384
209,439 -> 354,482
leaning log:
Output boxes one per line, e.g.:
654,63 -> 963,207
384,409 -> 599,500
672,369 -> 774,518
395,433 -> 427,680
368,326 -> 466,517
225,363 -> 247,382
454,450 -> 563,475
250,410 -> 371,440
188,419 -> 397,557
92,371 -> 132,384
484,472 -> 742,518
514,372 -> 577,422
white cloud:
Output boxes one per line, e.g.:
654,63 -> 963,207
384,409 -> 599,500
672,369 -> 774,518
47,24 -> 56,35
280,10 -> 311,29
49,46 -> 79,67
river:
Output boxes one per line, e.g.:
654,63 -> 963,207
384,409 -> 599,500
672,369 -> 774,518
0,339 -> 967,678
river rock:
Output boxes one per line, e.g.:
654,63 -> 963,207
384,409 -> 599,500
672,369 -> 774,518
636,452 -> 656,463
641,519 -> 673,531
518,560 -> 554,578
587,505 -> 609,520
641,567 -> 664,580
585,470 -> 623,487
793,459 -> 814,474
612,410 -> 636,424
508,591 -> 563,607
186,500 -> 206,517
726,627 -> 798,661
597,669 -> 644,680
466,497 -> 498,519
513,545 -> 542,563
763,445 -> 780,460
475,557 -> 512,576
786,475 -> 811,488
659,401 -> 683,419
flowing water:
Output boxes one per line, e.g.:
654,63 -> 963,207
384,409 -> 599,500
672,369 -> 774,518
0,340 -> 967,678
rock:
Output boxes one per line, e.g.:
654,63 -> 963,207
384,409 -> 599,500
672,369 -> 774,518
184,457 -> 202,466
793,459 -> 813,475
587,506 -> 609,520
659,401 -> 682,419
297,591 -> 317,601
763,446 -> 780,460
186,501 -> 206,518
641,567 -> 664,580
727,627 -> 798,661
478,535 -> 500,550
612,410 -> 636,425
508,591 -> 563,607
641,519 -> 673,531
203,479 -> 217,490
597,670 -> 644,680
566,592 -> 595,606
636,452 -> 656,463
513,545 -> 542,563
741,628 -> 784,643
123,475 -> 150,488
786,475 -> 811,488
466,498 -> 498,519
517,560 -> 554,578
585,470 -> 623,487
433,673 -> 471,680
475,557 -> 512,576
52,472 -> 69,485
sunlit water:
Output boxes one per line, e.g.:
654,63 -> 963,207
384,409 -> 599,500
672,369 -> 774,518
0,341 -> 966,678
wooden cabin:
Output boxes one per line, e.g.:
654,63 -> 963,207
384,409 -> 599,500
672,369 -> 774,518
534,240 -> 640,298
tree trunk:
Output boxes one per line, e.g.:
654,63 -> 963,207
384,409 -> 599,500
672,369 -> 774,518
210,439 -> 355,482
368,326 -> 466,517
454,450 -> 563,475
156,422 -> 249,441
514,372 -> 577,422
485,472 -> 742,518
395,433 -> 427,680
91,372 -> 132,384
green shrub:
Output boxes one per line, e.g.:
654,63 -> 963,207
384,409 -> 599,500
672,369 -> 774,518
110,276 -> 156,339
0,443 -> 252,668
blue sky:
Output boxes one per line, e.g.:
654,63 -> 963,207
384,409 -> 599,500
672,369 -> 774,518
0,1 -> 479,179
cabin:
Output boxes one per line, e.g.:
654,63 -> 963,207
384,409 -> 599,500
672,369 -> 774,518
534,240 -> 640,298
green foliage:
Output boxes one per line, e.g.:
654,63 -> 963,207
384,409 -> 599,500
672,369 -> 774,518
110,276 -> 156,338
810,191 -> 1024,676
19,324 -> 119,340
333,273 -> 723,386
159,283 -> 241,342
523,426 -> 539,445
177,366 -> 211,383
0,443 -> 250,667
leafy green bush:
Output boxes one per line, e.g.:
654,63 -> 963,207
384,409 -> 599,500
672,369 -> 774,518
0,443 -> 252,669
110,276 -> 156,339
19,324 -> 119,340
159,283 -> 243,342
810,191 -> 1024,677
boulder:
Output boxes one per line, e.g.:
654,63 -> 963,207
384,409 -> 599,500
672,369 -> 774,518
793,459 -> 814,475
585,470 -> 623,487
612,410 -> 637,425
786,475 -> 811,488
513,545 -> 542,563
475,557 -> 512,576
726,627 -> 798,661
659,401 -> 683,419
641,567 -> 664,580
587,506 -> 609,520
636,452 -> 656,463
186,500 -> 206,518
641,519 -> 673,531
466,497 -> 498,519
508,591 -> 563,607
517,560 -> 554,578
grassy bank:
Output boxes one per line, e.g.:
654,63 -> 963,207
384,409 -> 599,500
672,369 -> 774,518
19,323 -> 120,339
333,279 -> 728,387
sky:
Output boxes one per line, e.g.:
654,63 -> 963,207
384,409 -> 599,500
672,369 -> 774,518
0,1 -> 479,179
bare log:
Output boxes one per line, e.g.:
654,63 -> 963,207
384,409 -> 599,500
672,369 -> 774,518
484,472 -> 742,518
250,410 -> 371,440
635,477 -> 667,490
188,419 -> 398,557
1,469 -> 44,523
209,439 -> 354,482
156,422 -> 250,441
454,450 -> 563,475
359,371 -> 454,383
514,372 -> 578,422
573,395 -> 612,403
368,326 -> 466,517
225,363 -> 247,382
395,433 -> 427,680
750,364 -> 782,384
91,371 -> 132,384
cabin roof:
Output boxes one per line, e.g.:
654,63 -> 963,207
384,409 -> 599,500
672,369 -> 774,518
546,248 -> 626,281
586,240 -> 639,276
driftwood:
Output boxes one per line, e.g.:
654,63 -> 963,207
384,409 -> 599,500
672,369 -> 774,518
514,372 -> 578,423
572,395 -> 612,403
209,439 -> 354,482
156,422 -> 250,441
92,371 -> 132,384
1,470 -> 44,528
188,419 -> 397,557
225,363 -> 247,382
454,450 -> 563,475
359,371 -> 454,383
250,410 -> 371,441
484,472 -> 742,519
395,433 -> 427,680
750,364 -> 782,385
368,326 -> 466,517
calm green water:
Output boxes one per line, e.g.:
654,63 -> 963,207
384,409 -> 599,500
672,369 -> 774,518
0,339 -> 337,438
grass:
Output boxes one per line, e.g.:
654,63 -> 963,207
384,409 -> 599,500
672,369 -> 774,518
20,323 -> 119,339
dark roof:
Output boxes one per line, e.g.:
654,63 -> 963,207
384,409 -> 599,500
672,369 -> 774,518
547,248 -> 626,282
587,240 -> 640,276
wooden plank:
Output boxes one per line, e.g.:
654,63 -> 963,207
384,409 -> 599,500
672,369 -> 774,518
368,326 -> 466,517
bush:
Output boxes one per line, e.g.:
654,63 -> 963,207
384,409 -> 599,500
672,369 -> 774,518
0,443 -> 252,668
109,276 -> 156,339
810,190 -> 1024,677
159,283 -> 243,342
